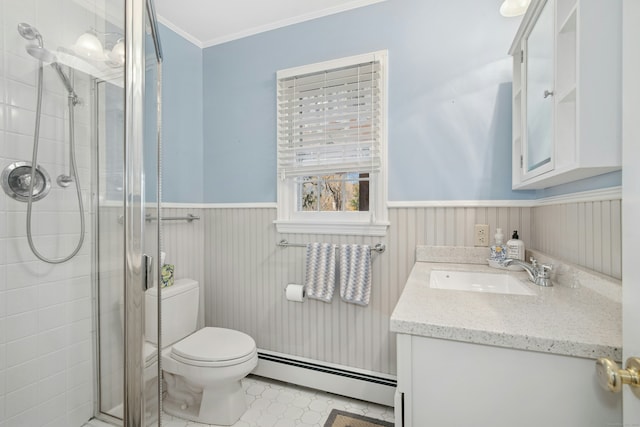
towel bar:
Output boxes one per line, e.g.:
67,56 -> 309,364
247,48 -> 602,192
277,239 -> 385,254
117,213 -> 200,224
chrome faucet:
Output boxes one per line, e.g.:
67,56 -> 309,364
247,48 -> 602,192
502,257 -> 553,287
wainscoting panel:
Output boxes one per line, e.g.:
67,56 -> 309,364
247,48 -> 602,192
203,206 -> 531,375
160,208 -> 206,325
151,200 -> 620,379
530,200 -> 622,279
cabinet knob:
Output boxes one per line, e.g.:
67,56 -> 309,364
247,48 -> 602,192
596,357 -> 640,397
543,89 -> 554,98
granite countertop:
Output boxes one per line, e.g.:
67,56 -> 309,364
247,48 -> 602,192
390,248 -> 622,361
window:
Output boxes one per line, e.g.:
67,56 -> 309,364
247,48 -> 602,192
275,51 -> 388,236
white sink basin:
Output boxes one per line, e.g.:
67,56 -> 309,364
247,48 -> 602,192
429,270 -> 535,296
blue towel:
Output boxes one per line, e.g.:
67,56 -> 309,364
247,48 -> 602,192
339,244 -> 372,306
304,243 -> 337,302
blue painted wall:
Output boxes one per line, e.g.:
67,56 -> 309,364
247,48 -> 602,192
156,1 -> 619,203
159,24 -> 204,203
202,0 -> 536,202
535,171 -> 622,198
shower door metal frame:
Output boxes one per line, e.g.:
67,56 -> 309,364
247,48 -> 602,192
123,0 -> 163,425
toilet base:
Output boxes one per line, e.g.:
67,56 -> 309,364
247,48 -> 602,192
163,372 -> 247,426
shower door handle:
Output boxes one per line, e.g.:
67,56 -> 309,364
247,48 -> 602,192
143,254 -> 153,291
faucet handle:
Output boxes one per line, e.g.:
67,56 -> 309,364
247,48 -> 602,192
541,264 -> 552,272
530,257 -> 538,267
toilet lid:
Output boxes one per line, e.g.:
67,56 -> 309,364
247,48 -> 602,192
171,327 -> 256,364
144,341 -> 157,368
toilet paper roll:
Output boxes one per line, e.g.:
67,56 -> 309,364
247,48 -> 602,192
285,284 -> 305,302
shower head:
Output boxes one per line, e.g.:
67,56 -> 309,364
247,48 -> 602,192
18,23 -> 54,64
26,46 -> 57,64
17,23 -> 77,99
17,23 -> 43,47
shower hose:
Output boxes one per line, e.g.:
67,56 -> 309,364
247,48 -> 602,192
26,60 -> 85,264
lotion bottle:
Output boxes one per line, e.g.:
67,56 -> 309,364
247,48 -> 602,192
506,230 -> 525,261
490,228 -> 506,262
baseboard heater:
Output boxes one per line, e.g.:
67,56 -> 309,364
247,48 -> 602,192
253,349 -> 396,407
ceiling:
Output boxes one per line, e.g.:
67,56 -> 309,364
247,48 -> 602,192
154,0 -> 386,48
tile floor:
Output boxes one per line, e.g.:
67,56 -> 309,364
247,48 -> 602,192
86,375 -> 395,427
162,375 -> 395,427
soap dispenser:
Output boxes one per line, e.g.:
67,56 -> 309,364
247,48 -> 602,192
506,230 -> 525,261
490,228 -> 506,263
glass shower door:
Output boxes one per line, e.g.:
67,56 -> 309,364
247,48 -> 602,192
121,0 -> 162,425
96,0 -> 163,425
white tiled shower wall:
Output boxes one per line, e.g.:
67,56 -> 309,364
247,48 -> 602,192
0,1 -> 100,425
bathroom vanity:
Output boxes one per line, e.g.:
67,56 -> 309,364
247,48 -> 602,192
391,247 -> 622,427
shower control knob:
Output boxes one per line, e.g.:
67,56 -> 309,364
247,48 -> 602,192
17,174 -> 32,190
57,174 -> 74,187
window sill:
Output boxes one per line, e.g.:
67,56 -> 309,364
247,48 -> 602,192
274,219 -> 389,236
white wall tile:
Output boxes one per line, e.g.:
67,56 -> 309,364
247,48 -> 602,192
37,370 -> 65,403
67,402 -> 92,427
5,382 -> 38,418
66,338 -> 90,368
38,347 -> 65,379
5,106 -> 35,135
66,298 -> 90,323
1,3 -> 95,425
38,280 -> 69,308
5,406 -> 40,427
4,311 -> 37,341
37,303 -> 68,331
36,326 -> 66,357
0,265 -> 5,291
4,335 -> 37,367
4,358 -> 38,393
67,317 -> 91,345
2,0 -> 36,56
5,79 -> 35,110
4,285 -> 38,315
0,291 -> 5,318
37,394 -> 66,426
67,380 -> 91,411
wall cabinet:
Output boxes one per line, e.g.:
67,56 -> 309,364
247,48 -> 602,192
395,334 -> 621,427
510,0 -> 622,190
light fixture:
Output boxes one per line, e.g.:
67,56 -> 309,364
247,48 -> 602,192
73,31 -> 105,60
500,0 -> 531,17
108,38 -> 125,66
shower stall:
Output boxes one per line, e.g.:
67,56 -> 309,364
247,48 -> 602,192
0,0 -> 164,425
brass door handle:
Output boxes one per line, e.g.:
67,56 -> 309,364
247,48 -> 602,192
596,357 -> 640,397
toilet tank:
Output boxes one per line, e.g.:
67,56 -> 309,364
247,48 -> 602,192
145,278 -> 199,347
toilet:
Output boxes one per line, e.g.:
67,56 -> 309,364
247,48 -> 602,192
145,279 -> 258,425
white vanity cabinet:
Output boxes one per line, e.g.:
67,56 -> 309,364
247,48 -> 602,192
391,258 -> 622,427
395,334 -> 621,427
510,0 -> 622,189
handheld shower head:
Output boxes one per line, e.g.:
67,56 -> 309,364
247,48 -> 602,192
17,23 -> 43,47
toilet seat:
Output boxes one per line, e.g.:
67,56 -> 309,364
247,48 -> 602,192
170,327 -> 256,368
144,341 -> 157,368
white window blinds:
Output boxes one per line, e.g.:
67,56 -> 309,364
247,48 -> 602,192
277,54 -> 383,179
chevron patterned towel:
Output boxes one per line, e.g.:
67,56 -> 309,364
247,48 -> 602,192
304,242 -> 337,302
339,244 -> 372,306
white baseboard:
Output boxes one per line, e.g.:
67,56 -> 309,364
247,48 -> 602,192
252,350 -> 396,407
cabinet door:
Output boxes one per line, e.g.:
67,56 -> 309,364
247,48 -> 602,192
524,0 -> 555,179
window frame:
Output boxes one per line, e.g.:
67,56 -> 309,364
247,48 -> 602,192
274,50 -> 389,236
